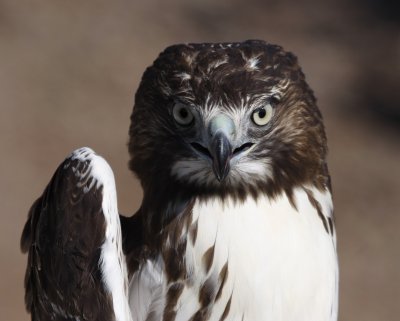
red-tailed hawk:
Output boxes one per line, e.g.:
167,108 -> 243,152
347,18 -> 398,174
21,40 -> 338,321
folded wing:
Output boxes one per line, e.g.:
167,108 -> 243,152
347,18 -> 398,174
21,147 -> 132,321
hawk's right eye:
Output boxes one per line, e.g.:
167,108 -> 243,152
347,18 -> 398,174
173,103 -> 194,126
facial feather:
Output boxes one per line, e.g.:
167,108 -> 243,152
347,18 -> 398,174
129,40 -> 330,230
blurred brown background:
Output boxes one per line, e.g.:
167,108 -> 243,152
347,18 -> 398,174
1,0 -> 399,320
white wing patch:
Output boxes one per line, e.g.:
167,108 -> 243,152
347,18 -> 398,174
71,147 -> 132,321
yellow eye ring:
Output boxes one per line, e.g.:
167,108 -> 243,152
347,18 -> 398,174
173,103 -> 194,126
252,104 -> 273,126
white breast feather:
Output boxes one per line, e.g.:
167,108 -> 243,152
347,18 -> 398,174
128,188 -> 338,321
129,258 -> 166,321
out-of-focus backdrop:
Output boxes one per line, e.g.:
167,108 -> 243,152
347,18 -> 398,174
1,0 -> 399,320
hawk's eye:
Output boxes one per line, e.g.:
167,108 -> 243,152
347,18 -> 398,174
252,104 -> 273,126
173,103 -> 194,126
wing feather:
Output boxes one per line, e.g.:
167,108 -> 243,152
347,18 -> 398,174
21,147 -> 132,321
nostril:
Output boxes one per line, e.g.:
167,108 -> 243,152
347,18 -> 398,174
233,142 -> 254,155
191,143 -> 212,159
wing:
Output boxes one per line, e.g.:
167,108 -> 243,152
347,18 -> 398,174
21,147 -> 132,321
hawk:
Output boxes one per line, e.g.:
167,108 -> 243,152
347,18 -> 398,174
21,40 -> 338,321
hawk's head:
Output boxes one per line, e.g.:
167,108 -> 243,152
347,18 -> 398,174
129,40 -> 329,204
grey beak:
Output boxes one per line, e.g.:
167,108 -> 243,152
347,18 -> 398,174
210,131 -> 233,182
207,114 -> 236,181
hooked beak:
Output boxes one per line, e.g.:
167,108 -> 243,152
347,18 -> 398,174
191,114 -> 253,182
209,131 -> 233,181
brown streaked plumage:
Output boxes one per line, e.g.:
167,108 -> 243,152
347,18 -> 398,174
304,187 -> 330,234
219,294 -> 232,321
215,262 -> 229,301
202,245 -> 215,274
189,219 -> 199,245
164,282 -> 185,321
21,148 -> 129,321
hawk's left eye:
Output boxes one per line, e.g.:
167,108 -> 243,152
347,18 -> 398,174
173,103 -> 194,126
252,104 -> 273,126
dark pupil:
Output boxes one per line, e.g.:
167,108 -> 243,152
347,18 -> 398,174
258,108 -> 266,118
179,108 -> 188,119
